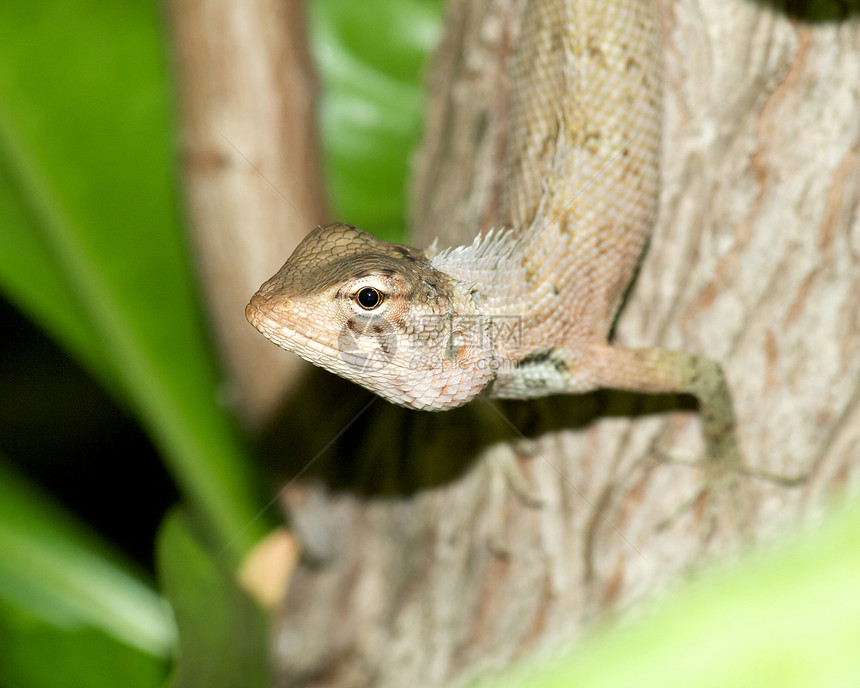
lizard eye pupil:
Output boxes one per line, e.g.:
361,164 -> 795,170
356,287 -> 382,310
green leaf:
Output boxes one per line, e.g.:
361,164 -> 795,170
0,608 -> 167,688
311,0 -> 442,240
158,510 -> 270,688
0,0 -> 264,555
0,459 -> 172,688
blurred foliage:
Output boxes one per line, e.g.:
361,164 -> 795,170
0,458 -> 173,688
0,0 -> 264,560
158,510 -> 269,688
310,0 -> 441,240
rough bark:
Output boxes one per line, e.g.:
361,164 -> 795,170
265,1 -> 860,686
170,0 -> 325,429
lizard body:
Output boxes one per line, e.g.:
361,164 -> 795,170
247,0 -> 742,469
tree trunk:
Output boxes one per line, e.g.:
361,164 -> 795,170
183,0 -> 860,686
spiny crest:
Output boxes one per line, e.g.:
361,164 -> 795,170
429,228 -> 522,285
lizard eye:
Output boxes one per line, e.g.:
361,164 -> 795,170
355,286 -> 383,310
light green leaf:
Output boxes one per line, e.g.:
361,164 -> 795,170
158,509 -> 270,688
311,0 -> 442,240
0,459 -> 172,688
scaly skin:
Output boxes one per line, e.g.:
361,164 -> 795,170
246,0 -> 743,475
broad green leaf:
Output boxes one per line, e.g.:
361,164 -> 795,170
0,459 -> 172,688
0,610 -> 167,688
158,510 -> 270,688
0,0 -> 264,554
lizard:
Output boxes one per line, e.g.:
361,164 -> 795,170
246,0 -> 745,499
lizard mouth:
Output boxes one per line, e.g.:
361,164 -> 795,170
244,297 -> 285,342
244,299 -> 273,336
245,290 -> 291,330
245,295 -> 339,365
244,301 -> 260,325
245,300 -> 268,330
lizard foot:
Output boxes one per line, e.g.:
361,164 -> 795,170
655,443 -> 807,551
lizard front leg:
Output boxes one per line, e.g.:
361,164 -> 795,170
576,344 -> 806,539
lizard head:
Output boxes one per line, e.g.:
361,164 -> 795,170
246,223 -> 496,410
